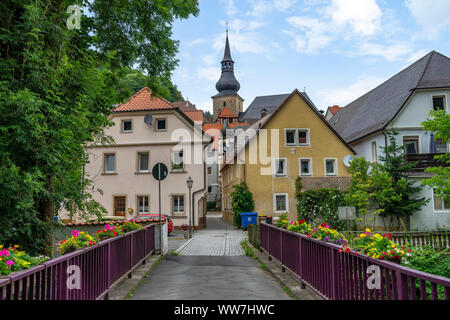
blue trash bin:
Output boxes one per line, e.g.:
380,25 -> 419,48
240,212 -> 258,229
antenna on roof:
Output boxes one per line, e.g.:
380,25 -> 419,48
304,86 -> 306,92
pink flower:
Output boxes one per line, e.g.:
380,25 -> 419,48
6,260 -> 14,266
71,230 -> 79,237
0,250 -> 10,256
105,224 -> 111,231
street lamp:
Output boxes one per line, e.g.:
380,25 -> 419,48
186,177 -> 193,238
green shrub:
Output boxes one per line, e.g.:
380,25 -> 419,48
402,247 -> 450,299
296,188 -> 348,229
231,182 -> 255,228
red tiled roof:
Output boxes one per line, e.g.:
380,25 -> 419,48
218,106 -> 237,118
328,105 -> 341,115
228,122 -> 249,128
114,87 -> 175,112
203,123 -> 224,132
183,110 -> 204,123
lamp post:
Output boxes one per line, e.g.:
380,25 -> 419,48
186,177 -> 193,238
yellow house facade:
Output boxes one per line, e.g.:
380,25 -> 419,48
221,90 -> 355,222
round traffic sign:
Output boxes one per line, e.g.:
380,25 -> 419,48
152,163 -> 168,181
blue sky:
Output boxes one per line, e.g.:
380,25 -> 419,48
171,0 -> 450,113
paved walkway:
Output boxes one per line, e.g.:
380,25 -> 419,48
130,215 -> 291,300
178,214 -> 245,256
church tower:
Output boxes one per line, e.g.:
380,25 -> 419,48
212,29 -> 244,121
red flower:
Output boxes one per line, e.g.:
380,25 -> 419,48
379,256 -> 384,260
391,251 -> 395,255
345,248 -> 350,253
408,249 -> 412,253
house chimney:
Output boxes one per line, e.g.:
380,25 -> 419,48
261,108 -> 267,118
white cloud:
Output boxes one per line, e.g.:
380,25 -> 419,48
286,16 -> 333,53
224,0 -> 237,16
202,55 -> 217,66
407,48 -> 430,63
273,0 -> 298,11
189,38 -> 208,46
354,42 -> 415,62
319,76 -> 386,107
328,0 -> 382,36
406,0 -> 450,38
197,67 -> 220,82
246,0 -> 273,17
198,100 -> 214,113
213,20 -> 267,55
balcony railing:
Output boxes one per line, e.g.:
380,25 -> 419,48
405,153 -> 449,172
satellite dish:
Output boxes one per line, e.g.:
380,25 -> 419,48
144,115 -> 153,125
343,155 -> 353,167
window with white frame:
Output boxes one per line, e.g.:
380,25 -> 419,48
137,196 -> 149,213
403,136 -> 419,155
432,96 -> 445,111
298,130 -> 309,145
371,141 -> 378,163
285,129 -> 296,146
138,152 -> 149,172
122,120 -> 132,133
433,189 -> 450,211
299,158 -> 312,176
274,194 -> 288,213
274,158 -> 287,176
172,150 -> 184,171
104,154 -> 115,173
172,195 -> 184,214
285,129 -> 310,146
325,158 -> 337,176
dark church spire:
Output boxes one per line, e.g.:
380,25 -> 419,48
215,28 -> 240,95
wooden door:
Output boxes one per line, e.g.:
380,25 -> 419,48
114,196 -> 126,216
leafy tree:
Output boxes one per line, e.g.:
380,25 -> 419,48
203,110 -> 213,123
421,110 -> 450,202
377,131 -> 428,229
116,68 -> 184,103
0,0 -> 199,255
346,132 -> 428,230
230,182 -> 255,227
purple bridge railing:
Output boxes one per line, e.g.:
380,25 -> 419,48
260,223 -> 450,300
0,225 -> 155,300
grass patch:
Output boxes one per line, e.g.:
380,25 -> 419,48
124,255 -> 164,300
240,239 -> 256,258
282,285 -> 299,300
168,251 -> 179,256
